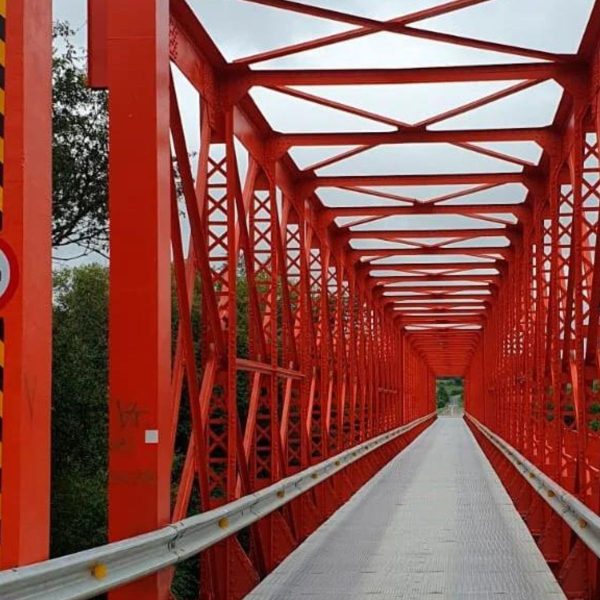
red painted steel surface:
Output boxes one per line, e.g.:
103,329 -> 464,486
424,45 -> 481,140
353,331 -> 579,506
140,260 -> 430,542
105,1 -> 173,598
7,1 -> 600,599
112,2 -> 600,595
0,0 -> 52,569
86,0 -> 600,598
88,1 -> 436,597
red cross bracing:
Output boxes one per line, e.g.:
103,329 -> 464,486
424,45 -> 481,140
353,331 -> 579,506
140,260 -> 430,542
4,2 -> 600,600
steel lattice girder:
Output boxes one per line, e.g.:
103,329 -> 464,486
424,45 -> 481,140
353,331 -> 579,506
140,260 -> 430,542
81,0 -> 600,598
1,0 -> 600,599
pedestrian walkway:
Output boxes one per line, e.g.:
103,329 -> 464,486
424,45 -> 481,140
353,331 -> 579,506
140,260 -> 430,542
247,418 -> 565,599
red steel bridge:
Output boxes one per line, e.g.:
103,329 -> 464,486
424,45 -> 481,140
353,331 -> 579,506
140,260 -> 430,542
4,0 -> 600,598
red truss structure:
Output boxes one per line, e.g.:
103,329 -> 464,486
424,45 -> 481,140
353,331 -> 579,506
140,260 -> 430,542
3,0 -> 600,599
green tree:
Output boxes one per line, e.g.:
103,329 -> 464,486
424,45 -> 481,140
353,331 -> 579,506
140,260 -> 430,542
53,22 -> 108,258
51,265 -> 109,557
49,24 -> 252,597
437,384 -> 449,409
51,265 -> 251,598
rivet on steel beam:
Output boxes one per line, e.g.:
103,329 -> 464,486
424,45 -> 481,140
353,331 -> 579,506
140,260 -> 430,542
276,490 -> 285,499
218,517 -> 229,529
547,490 -> 555,498
311,473 -> 319,480
579,518 -> 588,529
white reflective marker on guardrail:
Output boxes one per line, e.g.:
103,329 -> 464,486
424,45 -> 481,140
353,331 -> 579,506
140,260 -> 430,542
0,413 -> 435,600
467,414 -> 600,559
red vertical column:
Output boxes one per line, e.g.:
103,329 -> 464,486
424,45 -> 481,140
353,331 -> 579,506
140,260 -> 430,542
1,0 -> 52,568
107,2 -> 171,599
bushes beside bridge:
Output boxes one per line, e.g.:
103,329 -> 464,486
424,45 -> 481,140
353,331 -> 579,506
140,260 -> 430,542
51,264 -> 252,598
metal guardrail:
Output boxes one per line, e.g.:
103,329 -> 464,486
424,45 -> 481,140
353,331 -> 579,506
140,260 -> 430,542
0,413 -> 435,600
467,414 -> 600,559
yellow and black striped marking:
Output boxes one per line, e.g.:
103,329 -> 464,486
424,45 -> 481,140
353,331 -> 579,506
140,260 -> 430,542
0,0 -> 6,537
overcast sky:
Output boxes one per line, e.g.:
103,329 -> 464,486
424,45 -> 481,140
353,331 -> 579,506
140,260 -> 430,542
51,0 -> 593,148
51,1 -> 596,269
53,0 -> 593,57
51,0 -> 593,174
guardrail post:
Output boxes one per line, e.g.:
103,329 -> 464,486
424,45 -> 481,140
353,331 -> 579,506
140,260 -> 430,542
0,0 -> 52,568
105,1 -> 171,598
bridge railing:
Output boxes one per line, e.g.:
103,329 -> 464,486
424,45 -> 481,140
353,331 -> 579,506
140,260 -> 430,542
0,413 -> 435,600
466,414 -> 600,596
467,415 -> 600,554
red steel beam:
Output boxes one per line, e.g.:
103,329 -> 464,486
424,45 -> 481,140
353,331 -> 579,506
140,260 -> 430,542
77,1 -> 600,599
311,173 -> 527,190
0,0 -> 52,569
233,0 -> 495,66
352,247 -> 511,258
106,2 -> 172,599
274,128 -> 555,152
322,204 -> 527,223
233,63 -> 571,90
344,228 -> 515,240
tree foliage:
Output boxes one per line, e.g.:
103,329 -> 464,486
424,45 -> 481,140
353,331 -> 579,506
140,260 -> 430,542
51,265 -> 109,557
436,377 -> 463,410
51,265 -> 251,599
437,385 -> 449,409
53,22 -> 108,258
50,23 -> 255,598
